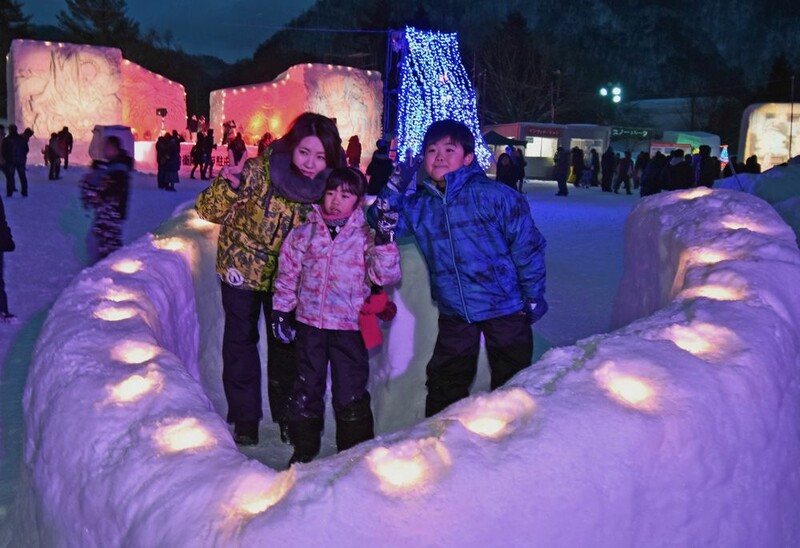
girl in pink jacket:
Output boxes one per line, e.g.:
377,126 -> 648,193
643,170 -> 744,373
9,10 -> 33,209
271,167 -> 401,465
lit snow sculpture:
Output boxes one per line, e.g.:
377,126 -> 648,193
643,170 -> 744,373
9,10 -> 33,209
6,39 -> 186,165
209,64 -> 382,165
739,103 -> 800,171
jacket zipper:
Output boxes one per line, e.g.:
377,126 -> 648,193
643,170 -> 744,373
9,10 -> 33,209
440,188 -> 470,323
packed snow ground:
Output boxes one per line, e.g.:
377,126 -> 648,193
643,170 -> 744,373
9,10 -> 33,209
2,165 -> 800,546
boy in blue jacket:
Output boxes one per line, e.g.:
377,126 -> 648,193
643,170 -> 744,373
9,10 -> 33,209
369,120 -> 547,417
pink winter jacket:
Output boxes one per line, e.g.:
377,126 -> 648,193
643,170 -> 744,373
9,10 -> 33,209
272,204 -> 401,331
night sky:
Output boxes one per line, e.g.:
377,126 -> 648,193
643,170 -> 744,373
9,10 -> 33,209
20,0 -> 317,62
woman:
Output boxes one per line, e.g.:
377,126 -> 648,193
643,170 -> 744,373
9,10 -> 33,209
196,112 -> 343,446
495,153 -> 517,189
225,132 -> 248,178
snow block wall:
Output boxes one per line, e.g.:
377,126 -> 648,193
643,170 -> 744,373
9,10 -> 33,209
120,60 -> 187,141
738,103 -> 800,171
209,64 -> 382,166
6,39 -> 186,166
15,189 -> 800,546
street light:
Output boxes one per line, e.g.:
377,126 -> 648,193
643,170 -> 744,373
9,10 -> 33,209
599,83 -> 623,103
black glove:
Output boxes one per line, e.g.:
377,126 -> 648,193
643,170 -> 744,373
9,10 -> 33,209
374,198 -> 399,245
270,310 -> 296,344
525,297 -> 548,325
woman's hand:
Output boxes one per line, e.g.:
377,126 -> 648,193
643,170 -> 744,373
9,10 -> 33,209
221,166 -> 240,190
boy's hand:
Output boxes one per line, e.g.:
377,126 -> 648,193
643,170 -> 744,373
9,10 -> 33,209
375,199 -> 399,245
270,310 -> 296,344
525,297 -> 548,324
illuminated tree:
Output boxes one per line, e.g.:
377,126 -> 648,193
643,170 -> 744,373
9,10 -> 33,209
395,26 -> 491,167
57,0 -> 140,48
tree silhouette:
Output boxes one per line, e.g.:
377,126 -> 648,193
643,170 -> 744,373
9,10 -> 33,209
475,12 -> 563,124
57,0 -> 139,48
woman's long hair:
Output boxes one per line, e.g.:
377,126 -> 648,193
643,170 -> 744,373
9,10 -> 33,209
278,112 -> 343,168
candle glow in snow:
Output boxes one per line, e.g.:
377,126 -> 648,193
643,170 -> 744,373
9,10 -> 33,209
456,387 -> 536,439
367,438 -> 451,495
679,284 -> 745,302
658,322 -> 738,361
107,369 -> 163,404
594,362 -> 657,411
111,340 -> 159,364
227,470 -> 296,516
94,303 -> 139,322
112,259 -> 143,274
154,417 -> 216,453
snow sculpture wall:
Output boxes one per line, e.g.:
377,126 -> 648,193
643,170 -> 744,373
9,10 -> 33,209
120,60 -> 187,141
739,103 -> 800,171
6,39 -> 186,165
14,190 -> 800,546
209,64 -> 382,166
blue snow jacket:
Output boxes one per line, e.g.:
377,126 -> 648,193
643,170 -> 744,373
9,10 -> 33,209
370,161 -> 546,323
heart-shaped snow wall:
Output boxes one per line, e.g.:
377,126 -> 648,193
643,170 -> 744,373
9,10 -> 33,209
17,188 -> 800,546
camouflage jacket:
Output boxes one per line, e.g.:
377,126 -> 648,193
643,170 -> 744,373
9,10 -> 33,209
195,152 -> 315,291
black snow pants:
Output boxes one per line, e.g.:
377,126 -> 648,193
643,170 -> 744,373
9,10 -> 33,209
220,282 -> 296,426
425,311 -> 533,417
287,323 -> 374,457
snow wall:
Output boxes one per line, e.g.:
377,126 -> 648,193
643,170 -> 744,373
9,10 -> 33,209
15,188 -> 800,546
6,39 -> 186,166
738,103 -> 800,172
209,63 -> 382,167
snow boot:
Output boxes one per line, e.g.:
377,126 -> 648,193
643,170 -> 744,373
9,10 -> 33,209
287,418 -> 323,466
335,395 -> 374,452
233,420 -> 259,446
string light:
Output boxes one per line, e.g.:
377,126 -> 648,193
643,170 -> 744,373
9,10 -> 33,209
396,27 -> 491,167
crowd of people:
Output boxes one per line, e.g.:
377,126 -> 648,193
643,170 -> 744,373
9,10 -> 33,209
553,143 -> 736,197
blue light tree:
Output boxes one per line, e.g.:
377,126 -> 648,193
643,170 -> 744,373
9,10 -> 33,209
395,26 -> 492,168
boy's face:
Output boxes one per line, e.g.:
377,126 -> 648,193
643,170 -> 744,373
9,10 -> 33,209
424,137 -> 474,184
322,186 -> 359,217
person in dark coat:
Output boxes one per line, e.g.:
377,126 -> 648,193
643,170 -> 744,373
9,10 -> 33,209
495,153 -> 518,189
660,149 -> 693,191
201,129 -> 216,179
513,148 -> 527,191
554,146 -> 569,196
58,127 -> 73,169
366,140 -> 393,195
569,147 -> 584,187
743,155 -> 761,174
589,148 -> 600,187
601,146 -> 616,192
48,133 -> 61,180
0,194 -> 15,322
190,132 -> 205,179
613,150 -> 633,194
639,151 -> 668,197
345,135 -> 362,169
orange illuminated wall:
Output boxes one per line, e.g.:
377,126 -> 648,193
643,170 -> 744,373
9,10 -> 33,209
6,39 -> 186,165
209,63 -> 383,166
120,60 -> 187,141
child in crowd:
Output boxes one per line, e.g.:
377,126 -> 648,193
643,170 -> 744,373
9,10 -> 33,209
369,119 -> 547,417
271,167 -> 401,465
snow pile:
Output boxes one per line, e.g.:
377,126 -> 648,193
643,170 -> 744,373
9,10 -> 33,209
15,189 -> 800,546
715,163 -> 800,245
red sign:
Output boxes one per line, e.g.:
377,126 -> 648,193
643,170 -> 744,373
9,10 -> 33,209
525,126 -> 561,138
